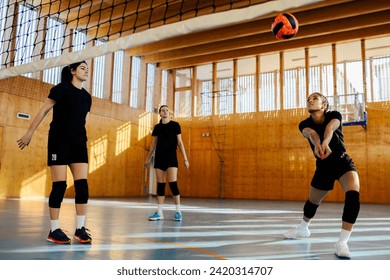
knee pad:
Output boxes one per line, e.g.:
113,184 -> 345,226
49,181 -> 67,208
168,181 -> 180,196
303,200 -> 319,219
74,179 -> 89,204
157,182 -> 166,196
342,190 -> 360,224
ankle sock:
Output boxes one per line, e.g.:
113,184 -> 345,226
50,219 -> 60,231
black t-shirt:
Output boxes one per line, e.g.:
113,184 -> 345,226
299,110 -> 346,158
48,82 -> 91,141
152,121 -> 181,155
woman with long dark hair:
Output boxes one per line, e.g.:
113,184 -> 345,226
17,61 -> 92,244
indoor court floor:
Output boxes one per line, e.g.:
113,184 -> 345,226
0,196 -> 389,260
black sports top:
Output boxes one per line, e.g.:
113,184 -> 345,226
48,82 -> 92,141
152,120 -> 181,155
299,110 -> 346,159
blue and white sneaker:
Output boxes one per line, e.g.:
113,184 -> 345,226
148,212 -> 163,221
173,212 -> 182,221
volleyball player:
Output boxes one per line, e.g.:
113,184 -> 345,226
283,92 -> 360,259
17,61 -> 92,244
144,105 -> 189,221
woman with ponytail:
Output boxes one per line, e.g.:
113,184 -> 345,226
283,92 -> 360,259
17,61 -> 92,244
144,105 -> 189,221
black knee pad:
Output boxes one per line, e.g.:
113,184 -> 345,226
342,190 -> 360,224
49,181 -> 67,208
168,181 -> 180,196
74,179 -> 89,204
157,182 -> 166,196
303,200 -> 319,219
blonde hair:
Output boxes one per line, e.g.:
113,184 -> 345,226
309,92 -> 329,112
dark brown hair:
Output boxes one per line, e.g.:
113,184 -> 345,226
61,61 -> 87,84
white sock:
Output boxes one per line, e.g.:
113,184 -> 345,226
158,205 -> 163,216
76,215 -> 86,229
299,220 -> 310,230
50,219 -> 60,231
339,229 -> 351,243
176,204 -> 181,213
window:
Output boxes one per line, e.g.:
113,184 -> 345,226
196,64 -> 213,117
14,4 -> 37,77
308,66 -> 321,94
112,51 -> 124,103
321,65 -> 334,100
175,90 -> 191,117
237,57 -> 256,113
92,39 -> 105,98
366,36 -> 390,102
200,80 -> 212,116
145,63 -> 155,112
283,49 -> 306,109
259,53 -> 279,111
283,69 -> 295,109
0,0 -> 9,69
43,18 -> 65,84
259,71 -> 278,111
72,29 -> 86,51
130,56 -> 141,108
218,78 -> 233,115
217,62 -> 233,115
175,68 -> 192,117
237,75 -> 255,113
370,56 -> 390,102
161,70 -> 168,105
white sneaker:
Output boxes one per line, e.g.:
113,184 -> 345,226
283,225 -> 311,239
334,241 -> 351,259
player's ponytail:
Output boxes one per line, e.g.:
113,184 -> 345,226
321,94 -> 329,113
61,61 -> 87,84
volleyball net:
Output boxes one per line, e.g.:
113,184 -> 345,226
0,0 -> 321,80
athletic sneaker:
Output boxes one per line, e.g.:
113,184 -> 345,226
173,212 -> 182,221
334,241 -> 351,259
283,225 -> 311,239
47,228 -> 71,244
74,227 -> 92,243
148,212 -> 163,221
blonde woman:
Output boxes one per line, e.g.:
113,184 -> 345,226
144,105 -> 189,221
283,92 -> 360,259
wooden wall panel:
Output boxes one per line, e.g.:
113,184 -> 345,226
0,90 -> 52,198
281,147 -> 313,201
253,148 -> 283,200
181,149 -> 220,198
231,148 -> 257,198
0,77 -> 151,199
177,122 -> 220,198
181,106 -> 390,203
366,144 -> 387,203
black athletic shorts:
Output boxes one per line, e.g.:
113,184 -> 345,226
154,151 -> 178,171
47,133 -> 88,166
311,153 -> 357,191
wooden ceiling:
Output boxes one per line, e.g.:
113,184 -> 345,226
27,0 -> 390,70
